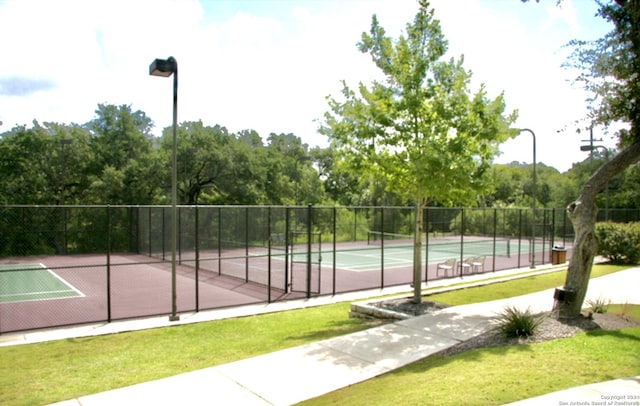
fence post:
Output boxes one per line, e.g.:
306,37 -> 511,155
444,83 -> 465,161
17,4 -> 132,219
217,207 -> 222,275
424,207 -> 429,283
550,208 -> 556,253
542,209 -> 548,264
267,206 -> 272,303
306,204 -> 312,298
285,207 -> 290,293
106,205 -> 112,323
332,206 -> 337,296
245,207 -> 250,283
162,207 -> 167,261
380,206 -> 385,289
353,207 -> 357,241
518,209 -> 523,269
459,208 -> 465,277
492,208 -> 497,272
195,205 -> 199,312
147,208 -> 151,256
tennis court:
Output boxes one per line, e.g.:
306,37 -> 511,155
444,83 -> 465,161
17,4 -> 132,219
0,263 -> 84,303
0,254 -> 287,334
285,233 -> 515,272
0,204 -> 582,334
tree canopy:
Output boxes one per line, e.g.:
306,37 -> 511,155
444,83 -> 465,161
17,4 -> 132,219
0,105 -> 324,207
555,0 -> 640,317
321,0 -> 517,301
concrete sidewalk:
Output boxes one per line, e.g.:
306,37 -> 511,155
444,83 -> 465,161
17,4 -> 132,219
505,376 -> 640,405
46,266 -> 640,406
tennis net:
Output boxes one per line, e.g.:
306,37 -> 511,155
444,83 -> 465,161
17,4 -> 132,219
367,231 -> 511,257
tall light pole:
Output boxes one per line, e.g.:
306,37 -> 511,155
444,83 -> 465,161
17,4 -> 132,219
149,56 -> 180,322
581,144 -> 611,220
517,128 -> 536,268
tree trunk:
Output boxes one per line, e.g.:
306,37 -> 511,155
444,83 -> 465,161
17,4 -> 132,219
412,198 -> 425,303
557,139 -> 640,318
559,199 -> 598,318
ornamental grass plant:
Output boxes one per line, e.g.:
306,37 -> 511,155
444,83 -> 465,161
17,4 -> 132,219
495,305 -> 545,338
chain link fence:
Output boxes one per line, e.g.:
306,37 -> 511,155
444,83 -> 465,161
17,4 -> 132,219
1,204 -> 638,334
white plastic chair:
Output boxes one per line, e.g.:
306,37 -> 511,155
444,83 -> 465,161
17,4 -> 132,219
436,258 -> 456,277
471,256 -> 485,273
458,257 -> 474,274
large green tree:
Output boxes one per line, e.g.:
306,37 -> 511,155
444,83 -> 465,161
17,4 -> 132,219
556,0 -> 640,317
86,104 -> 161,204
0,122 -> 95,254
0,122 -> 93,205
321,0 -> 517,302
487,162 -> 560,208
264,133 -> 325,205
162,122 -> 237,205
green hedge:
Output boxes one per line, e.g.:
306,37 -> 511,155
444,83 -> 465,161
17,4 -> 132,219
595,222 -> 640,264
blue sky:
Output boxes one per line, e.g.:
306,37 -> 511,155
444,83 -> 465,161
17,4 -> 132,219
0,0 -> 617,172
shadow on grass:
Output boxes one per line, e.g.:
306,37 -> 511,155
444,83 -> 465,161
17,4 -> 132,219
585,327 -> 640,342
284,318 -> 388,342
388,342 -> 534,376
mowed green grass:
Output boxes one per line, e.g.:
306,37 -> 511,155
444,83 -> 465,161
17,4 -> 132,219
299,324 -> 640,406
424,264 -> 630,306
0,264 -> 634,405
298,267 -> 640,406
0,303 -> 384,406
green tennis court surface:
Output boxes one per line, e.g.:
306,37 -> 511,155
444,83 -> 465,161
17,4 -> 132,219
0,263 -> 84,303
274,237 -> 516,272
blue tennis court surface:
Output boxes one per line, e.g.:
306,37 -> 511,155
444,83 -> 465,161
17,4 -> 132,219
0,263 -> 84,303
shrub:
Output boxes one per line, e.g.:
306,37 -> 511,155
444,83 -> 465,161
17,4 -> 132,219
495,306 -> 544,338
618,302 -> 631,318
595,222 -> 640,264
586,297 -> 610,314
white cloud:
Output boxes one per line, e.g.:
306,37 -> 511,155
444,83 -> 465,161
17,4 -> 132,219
544,0 -> 580,36
428,0 -> 610,171
0,0 -> 615,171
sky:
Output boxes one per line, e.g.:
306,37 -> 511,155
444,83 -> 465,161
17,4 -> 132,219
0,0 -> 619,173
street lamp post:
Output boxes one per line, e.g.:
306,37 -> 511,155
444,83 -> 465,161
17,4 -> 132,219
517,128 -> 536,268
580,144 -> 611,220
149,56 -> 180,322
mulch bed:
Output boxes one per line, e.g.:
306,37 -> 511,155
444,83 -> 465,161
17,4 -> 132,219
370,297 -> 640,356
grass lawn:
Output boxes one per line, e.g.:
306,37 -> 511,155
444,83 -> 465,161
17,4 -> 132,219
424,264 -> 630,306
298,270 -> 640,406
0,264 -> 634,405
0,303 -> 383,406
299,324 -> 640,406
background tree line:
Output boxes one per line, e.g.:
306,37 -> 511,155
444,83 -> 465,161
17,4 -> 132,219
0,104 -> 324,207
0,103 -> 638,210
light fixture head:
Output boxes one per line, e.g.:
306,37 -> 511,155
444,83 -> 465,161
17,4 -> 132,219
149,57 -> 176,77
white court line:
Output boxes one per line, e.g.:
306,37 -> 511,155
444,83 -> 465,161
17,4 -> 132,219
1,289 -> 78,298
0,263 -> 85,302
44,263 -> 85,297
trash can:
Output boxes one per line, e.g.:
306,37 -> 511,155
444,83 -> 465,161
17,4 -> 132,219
551,246 -> 567,265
